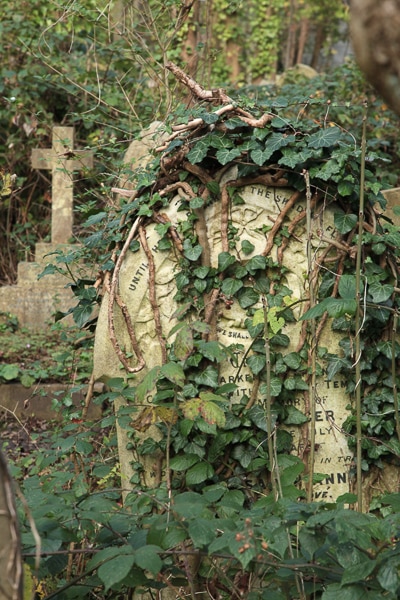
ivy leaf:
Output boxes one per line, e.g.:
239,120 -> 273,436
174,324 -> 194,360
285,405 -> 308,425
194,366 -> 219,388
337,180 -> 355,196
278,147 -> 314,168
135,366 -> 161,402
369,282 -> 394,303
196,341 -> 227,362
326,355 -> 351,379
377,562 -> 399,595
218,251 -> 236,272
187,138 -> 210,164
160,362 -> 185,387
334,211 -> 358,234
307,126 -> 341,149
237,287 -> 259,308
241,239 -> 255,255
283,352 -> 302,369
338,274 -> 357,299
247,354 -> 266,375
216,147 -> 242,165
200,401 -> 226,427
268,307 -> 285,335
183,240 -> 203,261
182,399 -> 202,421
221,278 -> 243,296
246,255 -> 266,273
186,462 -> 214,485
73,301 -> 93,328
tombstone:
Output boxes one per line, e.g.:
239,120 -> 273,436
0,127 -> 94,330
94,137 -> 354,501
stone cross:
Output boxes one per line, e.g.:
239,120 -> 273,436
31,126 -> 93,244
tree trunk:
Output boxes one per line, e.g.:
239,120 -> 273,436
0,449 -> 22,600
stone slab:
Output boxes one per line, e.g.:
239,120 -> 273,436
94,181 -> 353,500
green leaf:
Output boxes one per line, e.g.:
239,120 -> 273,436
135,366 -> 161,402
247,354 -> 265,375
283,352 -> 302,369
169,453 -> 199,471
174,325 -> 194,360
194,366 -> 219,388
218,252 -> 236,272
369,282 -> 394,303
285,405 -> 308,425
183,241 -> 203,261
341,559 -> 377,586
190,196 -> 204,209
20,373 -> 35,388
334,211 -> 358,234
160,362 -> 185,387
321,583 -> 365,600
221,278 -> 243,296
189,518 -> 216,548
73,302 -> 93,328
337,180 -> 355,196
237,287 -> 259,308
241,239 -> 255,255
200,401 -> 226,427
377,562 -> 400,594
0,364 -> 19,381
326,355 -> 351,379
216,147 -> 242,165
186,462 -> 214,485
308,126 -> 341,149
246,255 -> 267,273
97,550 -> 135,592
134,545 -> 162,576
339,274 -> 357,299
196,341 -> 226,362
278,147 -> 314,168
187,138 -> 210,164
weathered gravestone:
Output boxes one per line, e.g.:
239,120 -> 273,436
0,127 -> 93,329
94,127 -> 353,501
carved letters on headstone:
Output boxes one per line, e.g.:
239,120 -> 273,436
94,180 -> 353,500
31,126 -> 94,243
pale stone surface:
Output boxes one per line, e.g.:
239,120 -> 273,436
94,179 -> 354,500
0,243 -> 84,329
31,126 -> 93,244
381,187 -> 400,227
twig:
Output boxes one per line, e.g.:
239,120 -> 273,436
262,190 -> 302,256
139,225 -> 167,364
108,216 -> 146,373
165,61 -> 232,103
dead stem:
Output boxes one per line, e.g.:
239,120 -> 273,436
262,190 -> 302,256
165,61 -> 233,103
153,212 -> 184,253
108,216 -> 146,373
221,185 -> 230,252
139,225 -> 168,364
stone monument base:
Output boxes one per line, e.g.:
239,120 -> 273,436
0,242 -> 84,330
